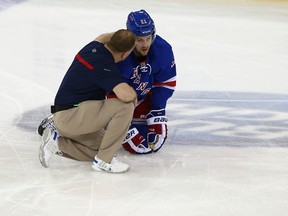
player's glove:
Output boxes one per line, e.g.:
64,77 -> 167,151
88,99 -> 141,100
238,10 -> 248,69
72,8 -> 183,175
146,109 -> 168,152
122,127 -> 152,154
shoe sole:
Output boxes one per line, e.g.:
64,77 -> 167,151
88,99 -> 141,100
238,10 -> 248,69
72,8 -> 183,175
91,163 -> 130,173
91,164 -> 103,172
38,129 -> 51,168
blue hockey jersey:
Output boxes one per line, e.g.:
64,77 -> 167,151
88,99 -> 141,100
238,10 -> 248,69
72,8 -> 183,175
117,35 -> 176,111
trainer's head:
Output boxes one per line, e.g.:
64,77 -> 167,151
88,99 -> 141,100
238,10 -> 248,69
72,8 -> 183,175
107,29 -> 136,62
126,9 -> 155,58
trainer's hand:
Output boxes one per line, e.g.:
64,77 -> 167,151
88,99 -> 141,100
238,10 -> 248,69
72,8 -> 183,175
122,127 -> 152,154
113,83 -> 137,103
146,109 -> 168,152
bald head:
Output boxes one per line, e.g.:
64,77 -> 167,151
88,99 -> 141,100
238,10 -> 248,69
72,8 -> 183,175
107,29 -> 136,53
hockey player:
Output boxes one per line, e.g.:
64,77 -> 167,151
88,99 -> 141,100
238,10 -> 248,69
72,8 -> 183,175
120,9 -> 176,154
38,9 -> 176,155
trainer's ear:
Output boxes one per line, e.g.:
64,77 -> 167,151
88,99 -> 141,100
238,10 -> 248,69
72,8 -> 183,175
121,45 -> 134,60
121,51 -> 130,60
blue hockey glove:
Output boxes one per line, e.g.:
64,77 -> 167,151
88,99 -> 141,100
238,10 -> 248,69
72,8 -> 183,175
146,109 -> 168,152
122,127 -> 152,154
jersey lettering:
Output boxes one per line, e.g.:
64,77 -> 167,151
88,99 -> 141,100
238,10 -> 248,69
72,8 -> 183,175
136,82 -> 148,91
141,88 -> 151,96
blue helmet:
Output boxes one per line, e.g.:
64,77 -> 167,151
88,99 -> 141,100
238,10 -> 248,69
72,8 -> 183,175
126,9 -> 156,39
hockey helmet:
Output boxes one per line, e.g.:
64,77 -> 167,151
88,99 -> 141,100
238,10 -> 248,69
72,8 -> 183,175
126,9 -> 156,40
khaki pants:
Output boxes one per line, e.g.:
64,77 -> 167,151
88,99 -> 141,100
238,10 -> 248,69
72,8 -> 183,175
53,99 -> 134,163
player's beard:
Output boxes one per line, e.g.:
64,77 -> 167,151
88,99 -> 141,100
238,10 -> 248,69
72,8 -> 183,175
134,46 -> 150,61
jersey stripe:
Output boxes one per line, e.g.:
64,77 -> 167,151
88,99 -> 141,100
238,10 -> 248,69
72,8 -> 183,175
153,76 -> 176,90
153,80 -> 176,87
76,54 -> 94,70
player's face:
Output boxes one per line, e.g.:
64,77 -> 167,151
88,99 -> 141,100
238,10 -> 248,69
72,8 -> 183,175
134,35 -> 152,57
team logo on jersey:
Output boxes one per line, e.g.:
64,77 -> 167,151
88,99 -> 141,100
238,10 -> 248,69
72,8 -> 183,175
130,63 -> 152,95
131,63 -> 152,84
139,63 -> 151,74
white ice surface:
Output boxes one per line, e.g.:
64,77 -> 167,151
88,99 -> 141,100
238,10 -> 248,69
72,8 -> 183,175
0,0 -> 288,216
